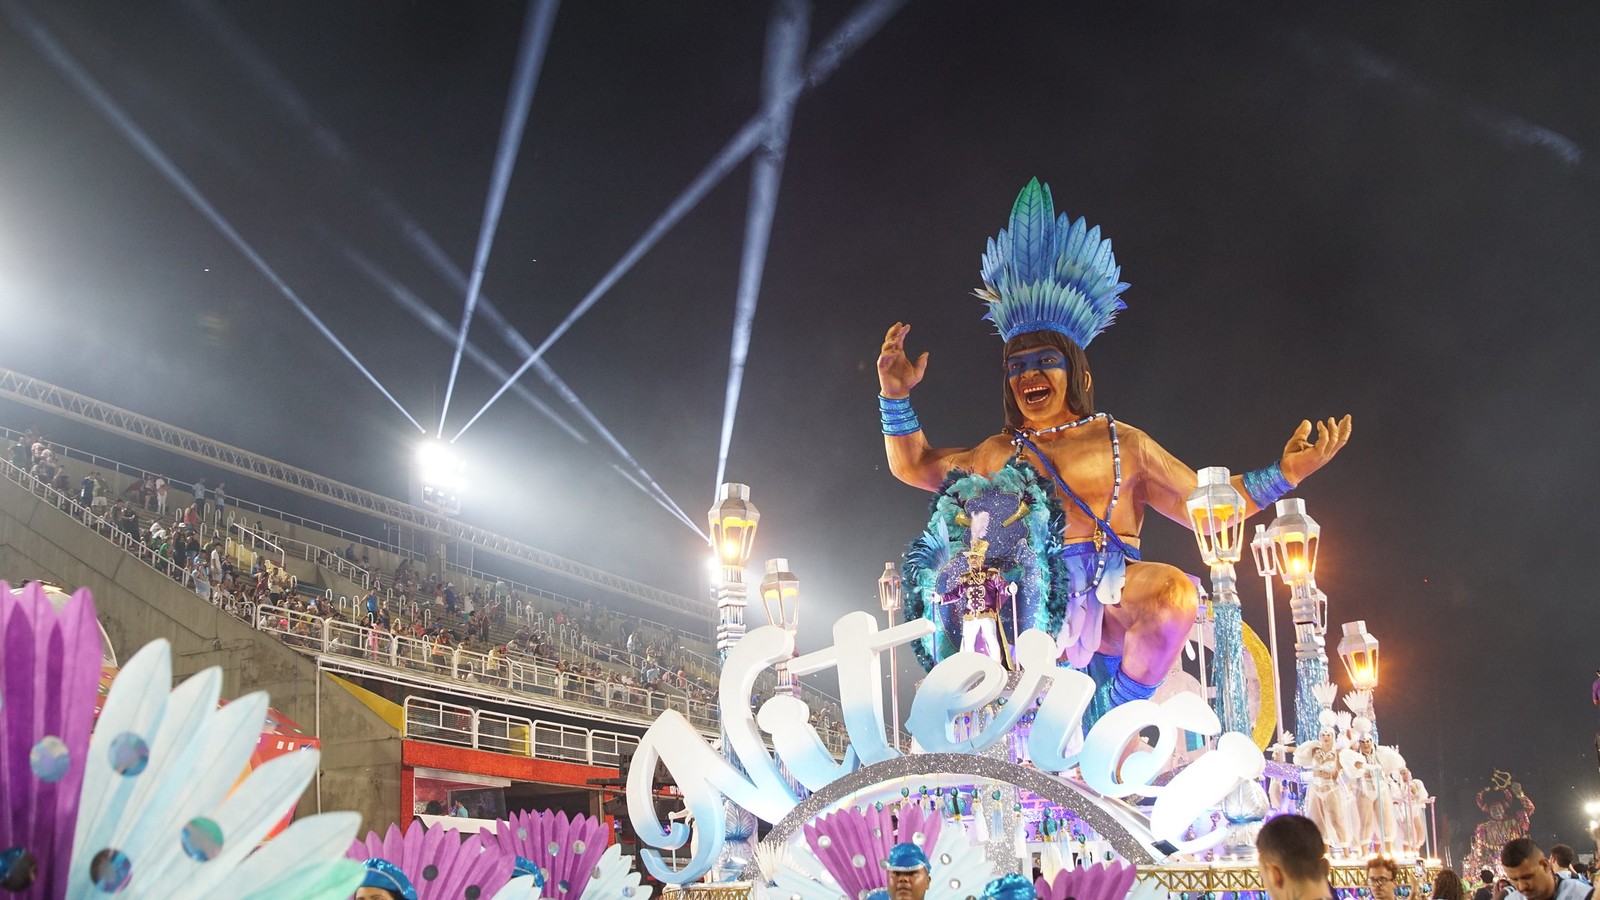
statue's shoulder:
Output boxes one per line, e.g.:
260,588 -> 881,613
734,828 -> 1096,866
960,432 -> 1017,470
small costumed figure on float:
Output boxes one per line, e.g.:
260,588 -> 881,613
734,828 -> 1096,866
1294,710 -> 1356,853
1343,718 -> 1402,855
884,177 -> 1352,724
1394,768 -> 1432,855
936,517 -> 1021,668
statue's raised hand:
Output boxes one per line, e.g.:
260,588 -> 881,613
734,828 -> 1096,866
877,322 -> 929,399
1279,415 -> 1353,485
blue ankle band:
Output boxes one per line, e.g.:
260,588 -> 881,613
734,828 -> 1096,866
1109,667 -> 1161,706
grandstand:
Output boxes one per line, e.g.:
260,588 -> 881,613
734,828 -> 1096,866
0,401 -> 853,840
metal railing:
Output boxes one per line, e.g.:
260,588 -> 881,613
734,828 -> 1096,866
0,457 -> 197,592
0,379 -> 703,615
402,697 -> 632,766
6,423 -> 728,664
259,606 -> 748,736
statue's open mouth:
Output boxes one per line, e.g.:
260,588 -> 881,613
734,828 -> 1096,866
1021,384 -> 1051,405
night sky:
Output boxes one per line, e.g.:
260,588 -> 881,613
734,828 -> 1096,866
3,0 -> 1599,863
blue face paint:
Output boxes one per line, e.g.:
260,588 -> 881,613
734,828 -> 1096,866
1005,348 -> 1067,376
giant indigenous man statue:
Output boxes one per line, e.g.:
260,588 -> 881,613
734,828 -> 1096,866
879,178 -> 1352,724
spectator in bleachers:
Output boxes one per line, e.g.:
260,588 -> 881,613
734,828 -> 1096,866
117,502 -> 139,540
154,474 -> 168,513
213,482 -> 227,523
192,478 -> 207,518
189,555 -> 212,602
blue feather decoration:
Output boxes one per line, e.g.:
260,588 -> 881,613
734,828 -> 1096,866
975,178 -> 1130,347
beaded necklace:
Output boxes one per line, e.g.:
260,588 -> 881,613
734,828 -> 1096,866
1007,412 -> 1128,594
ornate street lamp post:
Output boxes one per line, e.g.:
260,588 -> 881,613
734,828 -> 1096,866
707,483 -> 759,882
877,562 -> 903,750
1186,467 -> 1249,736
759,558 -> 801,698
1250,524 -> 1286,747
1267,498 -> 1325,747
1337,619 -> 1380,739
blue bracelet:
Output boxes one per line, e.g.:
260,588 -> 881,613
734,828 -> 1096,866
1242,462 -> 1295,509
879,395 -> 921,436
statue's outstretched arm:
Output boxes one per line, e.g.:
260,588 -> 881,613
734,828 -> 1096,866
1131,417 -> 1353,525
877,322 -> 983,490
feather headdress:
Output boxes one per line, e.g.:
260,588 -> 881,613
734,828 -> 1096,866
975,178 -> 1129,346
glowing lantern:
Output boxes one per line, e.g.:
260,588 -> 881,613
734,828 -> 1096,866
1186,466 -> 1246,567
708,483 -> 760,577
877,562 -> 903,614
1266,498 -> 1320,587
1337,620 -> 1380,691
758,558 -> 801,632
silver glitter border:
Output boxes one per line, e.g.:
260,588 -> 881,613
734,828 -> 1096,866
737,754 -> 1159,882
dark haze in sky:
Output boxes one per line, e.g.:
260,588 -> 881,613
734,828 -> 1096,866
3,0 -> 1599,863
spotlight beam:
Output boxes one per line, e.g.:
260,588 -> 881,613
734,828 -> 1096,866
437,0 -> 560,436
713,0 -> 809,491
354,224 -> 701,535
610,463 -> 705,538
170,6 -> 699,534
335,241 -> 589,445
340,241 -> 704,538
450,0 -> 914,442
482,299 -> 703,534
0,0 -> 425,432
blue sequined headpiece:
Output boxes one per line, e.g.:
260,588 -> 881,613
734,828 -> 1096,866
885,842 -> 931,873
360,858 -> 419,900
975,178 -> 1129,347
981,872 -> 1039,900
513,856 -> 547,888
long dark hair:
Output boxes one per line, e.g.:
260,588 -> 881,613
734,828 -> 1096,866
1433,869 -> 1464,900
1001,330 -> 1095,429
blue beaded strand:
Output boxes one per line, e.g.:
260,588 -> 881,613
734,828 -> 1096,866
1010,413 -> 1123,594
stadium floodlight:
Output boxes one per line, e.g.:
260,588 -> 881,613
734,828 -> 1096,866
416,440 -> 466,516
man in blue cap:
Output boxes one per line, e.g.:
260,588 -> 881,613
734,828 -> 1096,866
887,842 -> 933,900
356,858 -> 418,900
981,873 -> 1039,900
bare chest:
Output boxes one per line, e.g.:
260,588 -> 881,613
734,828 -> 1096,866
969,429 -> 1119,507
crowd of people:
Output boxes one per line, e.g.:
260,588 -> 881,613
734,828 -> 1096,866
1255,814 -> 1593,900
6,426 -> 858,745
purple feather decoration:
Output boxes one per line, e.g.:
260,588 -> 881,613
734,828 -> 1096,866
0,581 -> 102,899
490,809 -> 609,899
348,820 -> 515,900
802,803 -> 943,898
1035,861 -> 1138,900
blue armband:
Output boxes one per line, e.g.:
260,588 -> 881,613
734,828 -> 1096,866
879,395 -> 921,436
1242,462 -> 1295,509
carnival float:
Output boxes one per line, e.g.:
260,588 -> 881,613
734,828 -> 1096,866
625,179 -> 1439,900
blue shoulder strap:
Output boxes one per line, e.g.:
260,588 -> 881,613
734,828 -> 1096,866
1010,433 -> 1136,558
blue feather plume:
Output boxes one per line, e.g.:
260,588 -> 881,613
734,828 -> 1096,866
974,178 -> 1130,347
